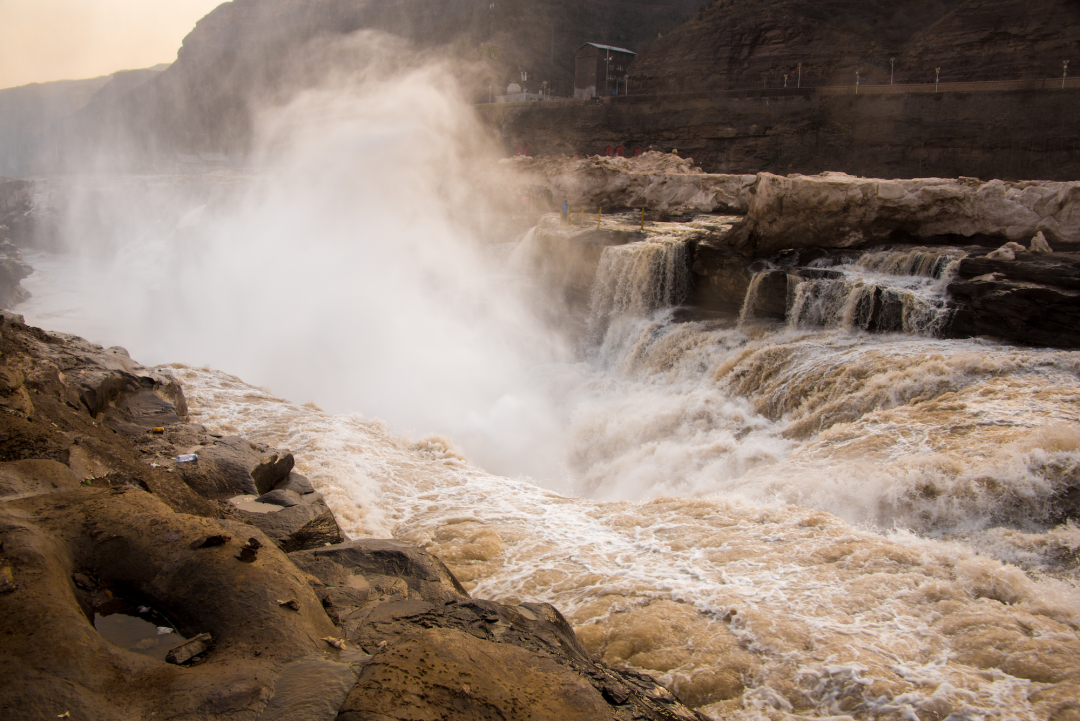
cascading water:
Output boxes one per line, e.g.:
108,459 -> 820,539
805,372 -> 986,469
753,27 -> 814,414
585,237 -> 690,340
774,247 -> 965,334
14,71 -> 1080,720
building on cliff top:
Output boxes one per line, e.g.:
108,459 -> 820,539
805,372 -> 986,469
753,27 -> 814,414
575,43 -> 635,99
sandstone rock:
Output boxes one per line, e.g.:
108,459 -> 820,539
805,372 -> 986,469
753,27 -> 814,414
256,655 -> 363,721
239,494 -> 344,553
743,173 -> 1080,255
0,487 -> 338,720
256,488 -> 304,507
338,597 -> 709,721
512,153 -> 756,215
275,471 -> 315,495
1031,231 -> 1053,254
0,459 -> 81,500
175,435 -> 294,498
987,245 -> 1017,261
291,538 -> 470,608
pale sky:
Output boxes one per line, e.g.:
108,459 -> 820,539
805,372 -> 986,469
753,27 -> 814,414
0,0 -> 226,89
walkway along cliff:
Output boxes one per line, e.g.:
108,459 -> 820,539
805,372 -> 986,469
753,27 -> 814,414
484,83 -> 1080,181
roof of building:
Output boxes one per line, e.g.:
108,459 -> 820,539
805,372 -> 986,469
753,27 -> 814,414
577,42 -> 636,55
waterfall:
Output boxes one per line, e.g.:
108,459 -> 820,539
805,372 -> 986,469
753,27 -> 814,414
786,247 -> 964,335
586,238 -> 690,337
737,271 -> 768,326
853,248 -> 961,278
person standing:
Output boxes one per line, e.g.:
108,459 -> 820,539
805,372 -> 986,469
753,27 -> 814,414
561,200 -> 569,223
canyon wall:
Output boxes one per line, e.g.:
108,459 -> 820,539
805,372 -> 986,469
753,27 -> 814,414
490,86 -> 1080,180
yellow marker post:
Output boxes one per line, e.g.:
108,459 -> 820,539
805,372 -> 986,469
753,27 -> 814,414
597,207 -> 602,229
641,208 -> 645,231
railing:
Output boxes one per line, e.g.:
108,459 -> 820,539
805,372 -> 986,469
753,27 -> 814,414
475,76 -> 1080,109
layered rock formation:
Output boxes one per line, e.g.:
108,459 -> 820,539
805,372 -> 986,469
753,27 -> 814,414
629,0 -> 1080,94
739,172 -> 1080,255
513,154 -> 1080,348
0,314 -> 705,720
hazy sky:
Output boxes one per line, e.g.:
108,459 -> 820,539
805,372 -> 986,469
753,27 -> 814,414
0,0 -> 225,89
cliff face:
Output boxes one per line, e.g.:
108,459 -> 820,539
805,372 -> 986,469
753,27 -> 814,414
629,0 -> 1080,94
22,0 -> 698,173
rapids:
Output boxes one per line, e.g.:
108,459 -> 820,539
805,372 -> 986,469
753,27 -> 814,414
95,224 -> 1070,719
17,209 -> 1080,717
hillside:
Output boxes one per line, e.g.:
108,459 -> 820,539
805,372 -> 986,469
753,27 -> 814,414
629,0 -> 1080,93
0,66 -> 167,177
23,0 -> 698,174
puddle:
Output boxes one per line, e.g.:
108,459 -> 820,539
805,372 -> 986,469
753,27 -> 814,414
93,597 -> 187,661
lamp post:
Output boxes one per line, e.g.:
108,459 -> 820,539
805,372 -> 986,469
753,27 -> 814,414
783,74 -> 788,88
935,67 -> 940,93
855,71 -> 860,95
890,57 -> 895,85
1064,60 -> 1070,90
797,62 -> 802,88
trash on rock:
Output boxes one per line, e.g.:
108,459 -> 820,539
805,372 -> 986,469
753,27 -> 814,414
165,632 -> 214,666
94,597 -> 186,661
1,565 -> 15,593
176,454 -> 198,463
322,636 -> 347,650
151,427 -> 165,434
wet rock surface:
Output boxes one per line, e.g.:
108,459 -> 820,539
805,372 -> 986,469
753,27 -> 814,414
0,314 -> 705,720
946,251 -> 1080,348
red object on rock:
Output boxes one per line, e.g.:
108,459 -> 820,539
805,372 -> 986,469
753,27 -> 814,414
604,146 -> 613,155
615,146 -> 625,156
524,145 -> 531,156
634,148 -> 643,156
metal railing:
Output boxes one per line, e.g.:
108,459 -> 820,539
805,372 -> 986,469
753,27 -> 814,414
476,76 -> 1080,109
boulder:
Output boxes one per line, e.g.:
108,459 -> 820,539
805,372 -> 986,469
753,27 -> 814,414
337,598 -> 708,721
291,538 -> 469,608
0,487 -> 339,720
1031,231 -> 1053,254
946,277 -> 1080,348
238,493 -> 344,553
175,435 -> 294,497
275,471 -> 315,495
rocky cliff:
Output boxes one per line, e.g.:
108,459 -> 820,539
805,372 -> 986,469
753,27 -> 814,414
18,0 -> 699,174
0,313 -> 705,721
629,0 -> 1080,94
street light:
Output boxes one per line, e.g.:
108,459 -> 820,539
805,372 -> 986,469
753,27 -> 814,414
784,74 -> 788,88
935,67 -> 940,93
890,57 -> 895,85
797,62 -> 802,88
1065,60 -> 1070,90
855,70 -> 860,95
